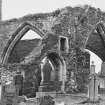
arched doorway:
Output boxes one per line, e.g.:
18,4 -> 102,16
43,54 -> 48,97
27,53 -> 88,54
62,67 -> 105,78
40,52 -> 66,92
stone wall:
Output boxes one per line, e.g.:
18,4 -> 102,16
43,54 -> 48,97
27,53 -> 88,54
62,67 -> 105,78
0,5 -> 105,62
76,48 -> 90,92
1,5 -> 105,100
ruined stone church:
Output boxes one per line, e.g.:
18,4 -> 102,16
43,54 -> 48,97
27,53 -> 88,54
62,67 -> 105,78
1,1 -> 105,101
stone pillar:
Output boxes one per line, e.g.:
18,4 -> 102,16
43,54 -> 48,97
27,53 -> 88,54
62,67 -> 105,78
88,61 -> 99,102
94,77 -> 99,101
61,60 -> 66,93
40,69 -> 44,84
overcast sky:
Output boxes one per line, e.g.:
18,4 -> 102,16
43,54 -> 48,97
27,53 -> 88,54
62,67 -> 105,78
2,0 -> 104,73
2,0 -> 105,20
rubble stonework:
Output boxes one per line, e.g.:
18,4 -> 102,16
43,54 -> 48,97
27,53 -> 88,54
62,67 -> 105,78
1,5 -> 105,104
0,5 -> 105,61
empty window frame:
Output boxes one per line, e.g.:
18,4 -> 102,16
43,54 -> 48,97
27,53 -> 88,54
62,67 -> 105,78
59,36 -> 69,52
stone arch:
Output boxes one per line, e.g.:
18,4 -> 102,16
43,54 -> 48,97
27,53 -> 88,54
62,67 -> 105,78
85,48 -> 102,73
39,51 -> 66,92
40,51 -> 66,82
1,22 -> 44,65
85,22 -> 105,61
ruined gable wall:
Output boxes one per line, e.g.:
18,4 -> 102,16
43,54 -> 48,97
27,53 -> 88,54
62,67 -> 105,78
0,11 -> 60,62
0,6 -> 105,77
0,6 -> 105,56
1,5 -> 105,97
0,5 -> 105,62
0,5 -> 105,79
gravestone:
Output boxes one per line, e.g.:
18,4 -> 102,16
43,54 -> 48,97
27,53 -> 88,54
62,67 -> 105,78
100,62 -> 105,75
1,71 -> 23,105
88,61 -> 99,102
1,82 -> 18,105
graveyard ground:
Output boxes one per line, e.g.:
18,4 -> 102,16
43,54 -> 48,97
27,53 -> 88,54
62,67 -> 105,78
4,93 -> 105,105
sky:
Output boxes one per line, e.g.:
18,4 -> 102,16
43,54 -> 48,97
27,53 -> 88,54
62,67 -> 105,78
2,0 -> 105,20
2,0 -> 104,73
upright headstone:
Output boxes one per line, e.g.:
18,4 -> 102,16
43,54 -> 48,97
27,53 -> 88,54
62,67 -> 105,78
61,60 -> 66,93
1,82 -> 18,105
88,61 -> 99,102
14,72 -> 23,96
101,62 -> 105,75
